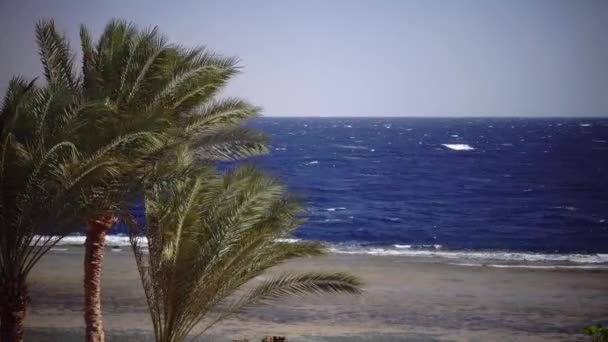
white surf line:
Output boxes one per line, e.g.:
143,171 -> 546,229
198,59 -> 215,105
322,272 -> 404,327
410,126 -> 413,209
449,263 -> 608,270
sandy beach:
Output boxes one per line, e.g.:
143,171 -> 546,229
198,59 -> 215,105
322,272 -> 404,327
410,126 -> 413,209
24,247 -> 608,341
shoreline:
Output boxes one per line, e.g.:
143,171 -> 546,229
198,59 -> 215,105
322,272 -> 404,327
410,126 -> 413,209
48,235 -> 608,268
25,247 -> 608,341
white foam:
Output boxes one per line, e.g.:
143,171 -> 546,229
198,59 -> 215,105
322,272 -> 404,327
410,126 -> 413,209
580,123 -> 592,127
450,134 -> 459,138
305,160 -> 319,165
328,247 -> 608,264
51,235 -> 303,247
442,144 -> 475,151
326,207 -> 346,211
553,206 -> 578,212
333,144 -> 368,150
394,244 -> 411,249
275,238 -> 302,243
449,263 -> 608,270
55,235 -> 132,247
45,235 -> 608,267
274,147 -> 287,151
344,125 -> 352,128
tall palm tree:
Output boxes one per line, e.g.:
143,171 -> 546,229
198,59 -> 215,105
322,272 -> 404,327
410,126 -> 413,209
0,18 -> 266,341
37,19 -> 268,341
127,149 -> 363,342
0,72 -> 159,341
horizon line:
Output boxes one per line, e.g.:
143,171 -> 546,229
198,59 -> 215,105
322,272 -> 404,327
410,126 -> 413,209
261,114 -> 608,118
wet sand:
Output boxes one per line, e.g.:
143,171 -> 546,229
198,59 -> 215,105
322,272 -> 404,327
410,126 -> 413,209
25,247 -> 608,341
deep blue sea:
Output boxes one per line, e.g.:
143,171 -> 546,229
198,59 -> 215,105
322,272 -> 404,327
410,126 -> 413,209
247,118 -> 608,255
74,117 -> 608,264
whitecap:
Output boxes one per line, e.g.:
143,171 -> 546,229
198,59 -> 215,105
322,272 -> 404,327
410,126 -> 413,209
580,123 -> 592,127
553,206 -> 578,212
442,144 -> 475,151
275,238 -> 301,243
305,160 -> 319,165
274,147 -> 287,151
328,246 -> 608,264
333,144 -> 368,150
326,207 -> 346,211
450,263 -> 608,270
394,244 -> 411,249
450,134 -> 459,138
49,235 -> 132,247
370,149 -> 375,152
344,125 -> 352,128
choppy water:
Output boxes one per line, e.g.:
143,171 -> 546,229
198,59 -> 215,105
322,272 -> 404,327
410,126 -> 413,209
63,117 -> 608,265
249,118 -> 608,254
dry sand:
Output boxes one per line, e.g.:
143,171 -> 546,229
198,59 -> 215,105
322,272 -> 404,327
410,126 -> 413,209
24,247 -> 608,341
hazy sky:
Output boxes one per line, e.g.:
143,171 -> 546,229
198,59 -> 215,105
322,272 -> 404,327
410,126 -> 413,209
1,0 -> 607,117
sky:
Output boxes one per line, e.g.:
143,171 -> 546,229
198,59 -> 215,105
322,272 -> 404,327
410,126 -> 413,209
0,0 -> 607,117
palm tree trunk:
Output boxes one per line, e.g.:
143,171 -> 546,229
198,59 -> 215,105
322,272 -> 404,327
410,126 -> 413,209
0,276 -> 29,342
84,215 -> 115,342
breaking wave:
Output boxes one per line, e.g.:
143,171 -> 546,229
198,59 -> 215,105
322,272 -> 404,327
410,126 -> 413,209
48,235 -> 608,266
441,144 -> 475,151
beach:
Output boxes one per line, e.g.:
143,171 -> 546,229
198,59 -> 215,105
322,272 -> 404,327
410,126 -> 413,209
24,248 -> 608,341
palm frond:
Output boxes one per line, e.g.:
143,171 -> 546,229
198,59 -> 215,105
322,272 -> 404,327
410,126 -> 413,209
36,19 -> 76,89
128,162 -> 363,342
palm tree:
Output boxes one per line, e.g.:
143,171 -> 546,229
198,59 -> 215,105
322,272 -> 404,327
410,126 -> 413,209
127,149 -> 363,342
0,18 -> 266,341
39,19 -> 267,341
0,73 -> 158,341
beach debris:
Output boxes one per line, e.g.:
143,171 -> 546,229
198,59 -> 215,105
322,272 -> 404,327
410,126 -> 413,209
262,337 -> 288,342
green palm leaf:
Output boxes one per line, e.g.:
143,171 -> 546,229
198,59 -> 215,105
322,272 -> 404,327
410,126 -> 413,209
128,154 -> 363,342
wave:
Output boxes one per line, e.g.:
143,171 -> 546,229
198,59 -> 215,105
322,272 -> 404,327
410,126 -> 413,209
328,244 -> 608,264
304,160 -> 319,165
442,144 -> 475,151
326,207 -> 346,211
58,235 -> 132,246
275,238 -> 302,243
48,235 -> 608,266
394,244 -> 442,249
449,263 -> 608,270
53,235 -> 308,247
333,144 -> 368,150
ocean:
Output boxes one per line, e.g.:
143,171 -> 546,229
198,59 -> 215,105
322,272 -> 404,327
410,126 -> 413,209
60,118 -> 608,265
